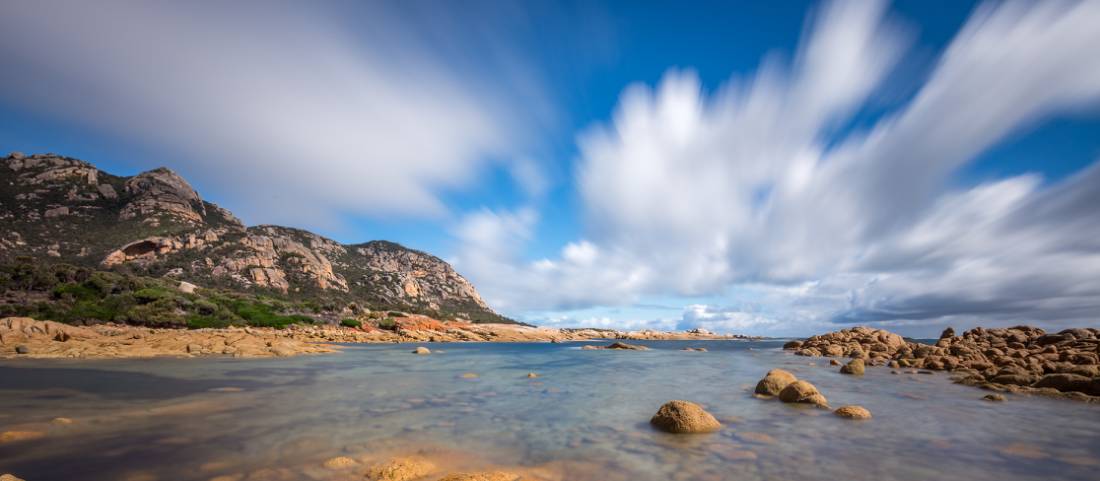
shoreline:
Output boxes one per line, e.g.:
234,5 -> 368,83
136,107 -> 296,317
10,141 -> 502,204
0,317 -> 756,360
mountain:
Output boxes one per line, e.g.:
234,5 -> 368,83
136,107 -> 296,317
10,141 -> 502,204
0,151 -> 510,323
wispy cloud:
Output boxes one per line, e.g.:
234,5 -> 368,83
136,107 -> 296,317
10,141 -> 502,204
0,0 -> 554,228
457,0 -> 1100,333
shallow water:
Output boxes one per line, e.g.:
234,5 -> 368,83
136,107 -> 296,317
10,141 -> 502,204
1,340 -> 1098,481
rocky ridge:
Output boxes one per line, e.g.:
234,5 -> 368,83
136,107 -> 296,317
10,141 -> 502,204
0,152 -> 504,323
784,325 -> 1100,402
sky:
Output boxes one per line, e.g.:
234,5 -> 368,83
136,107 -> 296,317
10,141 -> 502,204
2,0 -> 1100,337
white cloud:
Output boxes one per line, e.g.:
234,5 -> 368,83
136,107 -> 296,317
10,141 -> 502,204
457,0 -> 1100,333
0,0 -> 553,229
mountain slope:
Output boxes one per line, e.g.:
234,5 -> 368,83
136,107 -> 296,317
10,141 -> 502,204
0,151 -> 509,323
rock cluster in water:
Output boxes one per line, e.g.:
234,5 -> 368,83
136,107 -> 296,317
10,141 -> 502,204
785,326 -> 1100,401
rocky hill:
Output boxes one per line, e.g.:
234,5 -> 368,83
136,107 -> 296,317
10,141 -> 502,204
0,152 -> 510,324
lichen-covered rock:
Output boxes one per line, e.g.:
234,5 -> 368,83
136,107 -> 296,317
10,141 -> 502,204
754,369 -> 797,396
840,358 -> 865,375
778,380 -> 828,407
834,405 -> 872,419
650,400 -> 721,433
364,456 -> 436,481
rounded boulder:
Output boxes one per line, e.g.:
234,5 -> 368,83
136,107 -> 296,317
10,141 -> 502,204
650,400 -> 722,433
754,369 -> 797,396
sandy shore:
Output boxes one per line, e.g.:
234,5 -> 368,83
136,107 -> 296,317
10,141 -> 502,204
0,316 -> 748,359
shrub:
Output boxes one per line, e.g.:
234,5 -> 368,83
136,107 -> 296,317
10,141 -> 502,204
340,318 -> 361,328
52,282 -> 100,301
133,287 -> 177,304
377,317 -> 397,331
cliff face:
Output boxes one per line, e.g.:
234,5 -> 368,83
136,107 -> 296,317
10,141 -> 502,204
0,152 -> 509,323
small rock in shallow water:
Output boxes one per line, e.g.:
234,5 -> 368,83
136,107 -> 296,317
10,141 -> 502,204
982,393 -> 1006,402
461,372 -> 479,379
754,369 -> 797,396
833,405 -> 872,419
840,358 -> 865,375
829,359 -> 841,366
778,380 -> 828,407
526,372 -> 539,378
412,346 -> 431,355
650,400 -> 721,433
322,456 -> 358,469
50,417 -> 74,425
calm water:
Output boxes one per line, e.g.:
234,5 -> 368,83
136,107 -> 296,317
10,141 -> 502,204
1,340 -> 1098,481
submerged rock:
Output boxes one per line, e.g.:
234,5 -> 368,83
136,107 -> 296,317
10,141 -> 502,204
833,405 -> 872,419
778,380 -> 828,407
605,341 -> 648,350
0,431 -> 45,444
754,369 -> 797,396
365,456 -> 436,481
650,400 -> 722,433
437,473 -> 519,481
840,359 -> 865,375
983,393 -> 1006,402
322,456 -> 358,469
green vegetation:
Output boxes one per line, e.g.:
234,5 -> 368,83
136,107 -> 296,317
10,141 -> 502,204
377,317 -> 397,330
340,318 -> 361,328
0,261 -> 314,329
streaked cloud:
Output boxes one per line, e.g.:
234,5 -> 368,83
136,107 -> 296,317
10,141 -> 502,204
458,0 -> 1100,333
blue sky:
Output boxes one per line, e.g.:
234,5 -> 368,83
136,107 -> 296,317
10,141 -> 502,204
2,0 -> 1100,336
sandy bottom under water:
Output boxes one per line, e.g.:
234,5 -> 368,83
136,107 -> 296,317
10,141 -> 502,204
1,340 -> 1098,481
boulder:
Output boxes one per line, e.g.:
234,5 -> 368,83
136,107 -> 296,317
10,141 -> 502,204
412,346 -> 431,355
14,345 -> 29,355
605,341 -> 648,350
754,369 -> 797,396
778,380 -> 828,407
649,400 -> 722,433
1033,373 -> 1092,393
1,475 -> 27,481
840,359 -> 865,375
940,327 -> 955,339
833,405 -> 872,419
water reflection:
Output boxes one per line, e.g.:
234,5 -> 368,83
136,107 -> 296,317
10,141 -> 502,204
1,340 -> 1098,481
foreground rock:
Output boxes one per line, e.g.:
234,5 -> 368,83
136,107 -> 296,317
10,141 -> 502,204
1,474 -> 26,481
778,380 -> 829,407
833,405 -> 872,419
754,369 -> 797,396
786,325 -> 1100,402
365,456 -> 436,481
650,400 -> 722,433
